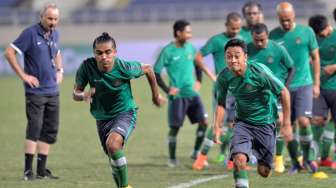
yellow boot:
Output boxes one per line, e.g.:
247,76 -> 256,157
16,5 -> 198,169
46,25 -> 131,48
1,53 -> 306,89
274,155 -> 285,173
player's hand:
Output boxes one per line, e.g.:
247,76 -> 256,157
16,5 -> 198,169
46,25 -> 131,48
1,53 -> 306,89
193,81 -> 201,92
313,84 -> 320,98
281,120 -> 293,142
56,71 -> 63,85
152,94 -> 167,107
168,87 -> 179,96
214,125 -> 223,144
84,87 -> 95,103
322,65 -> 335,76
22,73 -> 39,88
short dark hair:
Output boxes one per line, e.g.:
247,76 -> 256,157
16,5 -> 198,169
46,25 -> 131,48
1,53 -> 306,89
308,15 -> 328,34
333,8 -> 336,22
242,1 -> 262,16
173,20 -> 190,38
251,23 -> 268,35
93,32 -> 116,49
226,12 -> 242,25
224,39 -> 247,54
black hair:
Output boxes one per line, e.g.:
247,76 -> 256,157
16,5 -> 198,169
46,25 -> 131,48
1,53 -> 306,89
224,39 -> 247,54
333,8 -> 336,22
173,20 -> 190,38
308,15 -> 328,34
251,23 -> 268,35
242,1 -> 262,16
93,32 -> 116,49
226,12 -> 242,25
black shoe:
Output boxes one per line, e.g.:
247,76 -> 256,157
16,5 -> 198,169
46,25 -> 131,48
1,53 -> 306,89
23,170 -> 35,181
36,169 -> 59,180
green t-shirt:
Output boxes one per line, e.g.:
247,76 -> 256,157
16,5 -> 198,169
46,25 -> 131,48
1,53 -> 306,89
247,40 -> 294,84
317,29 -> 336,90
75,57 -> 144,120
200,33 -> 240,74
269,24 -> 318,89
216,62 -> 284,125
240,26 -> 253,44
154,42 -> 198,98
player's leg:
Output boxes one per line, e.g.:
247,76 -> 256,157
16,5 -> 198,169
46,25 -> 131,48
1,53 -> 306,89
324,90 -> 336,169
231,121 -> 253,188
23,94 -> 45,180
167,98 -> 186,167
275,110 -> 285,173
37,95 -> 59,179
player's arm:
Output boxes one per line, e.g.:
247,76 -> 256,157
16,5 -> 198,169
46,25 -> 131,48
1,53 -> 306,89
142,64 -> 166,107
194,62 -> 202,91
213,79 -> 227,144
310,48 -> 320,98
4,46 -> 39,88
73,85 -> 95,103
279,86 -> 292,141
322,64 -> 336,76
284,67 -> 294,88
55,51 -> 64,84
195,52 -> 216,81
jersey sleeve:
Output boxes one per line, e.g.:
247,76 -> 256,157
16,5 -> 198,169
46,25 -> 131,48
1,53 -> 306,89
119,60 -> 144,79
75,61 -> 89,88
280,45 -> 294,69
308,27 -> 319,52
200,36 -> 216,57
215,72 -> 228,107
11,28 -> 32,55
154,48 -> 168,74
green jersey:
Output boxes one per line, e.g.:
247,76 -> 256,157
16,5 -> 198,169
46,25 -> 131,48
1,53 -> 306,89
154,42 -> 198,98
247,40 -> 294,84
216,62 -> 284,125
75,57 -> 144,120
269,24 -> 318,89
200,33 -> 240,74
240,26 -> 253,44
317,29 -> 336,90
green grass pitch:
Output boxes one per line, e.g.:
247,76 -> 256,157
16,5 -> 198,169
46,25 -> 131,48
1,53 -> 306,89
0,75 -> 335,188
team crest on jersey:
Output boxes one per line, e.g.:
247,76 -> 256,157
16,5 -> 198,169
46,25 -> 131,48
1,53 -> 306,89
245,84 -> 252,90
295,37 -> 301,44
329,46 -> 335,52
112,79 -> 123,87
267,56 -> 274,64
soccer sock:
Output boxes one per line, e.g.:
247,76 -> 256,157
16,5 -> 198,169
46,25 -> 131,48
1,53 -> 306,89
287,140 -> 300,166
168,127 -> 179,160
111,150 -> 128,187
200,128 -> 214,155
233,169 -> 249,188
24,153 -> 34,172
275,126 -> 284,156
220,127 -> 233,155
299,126 -> 315,161
321,122 -> 335,160
36,153 -> 47,174
194,123 -> 207,153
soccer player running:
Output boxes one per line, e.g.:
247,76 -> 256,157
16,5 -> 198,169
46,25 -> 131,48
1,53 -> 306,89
4,3 -> 62,180
240,1 -> 264,43
192,12 -> 243,171
214,38 -> 292,188
73,32 -> 165,188
309,15 -> 336,169
269,2 -> 327,178
247,23 -> 295,173
154,20 -> 208,167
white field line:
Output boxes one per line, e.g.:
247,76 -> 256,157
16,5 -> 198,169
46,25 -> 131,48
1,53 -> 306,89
167,174 -> 229,188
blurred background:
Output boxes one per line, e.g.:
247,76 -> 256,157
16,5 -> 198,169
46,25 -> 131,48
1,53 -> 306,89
0,0 -> 335,74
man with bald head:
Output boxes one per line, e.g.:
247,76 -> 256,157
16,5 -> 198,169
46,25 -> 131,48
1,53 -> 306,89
5,3 -> 62,180
269,2 -> 327,179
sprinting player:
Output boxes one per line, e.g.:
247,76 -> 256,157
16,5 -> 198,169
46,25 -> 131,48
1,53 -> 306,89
309,15 -> 336,169
4,3 -> 62,180
73,32 -> 165,188
192,12 -> 243,171
154,20 -> 208,167
214,38 -> 292,188
269,2 -> 327,178
247,23 -> 294,173
240,1 -> 264,43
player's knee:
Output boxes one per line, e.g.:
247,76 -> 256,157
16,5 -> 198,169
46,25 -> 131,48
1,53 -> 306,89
311,116 -> 326,126
106,133 -> 124,153
233,153 -> 247,170
257,164 -> 272,178
297,117 -> 310,127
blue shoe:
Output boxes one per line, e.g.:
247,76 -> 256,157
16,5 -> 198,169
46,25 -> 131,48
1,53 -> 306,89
288,164 -> 303,174
303,160 -> 318,173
